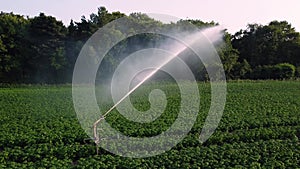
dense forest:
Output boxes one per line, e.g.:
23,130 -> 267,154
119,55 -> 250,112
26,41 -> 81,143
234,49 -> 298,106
0,7 -> 300,84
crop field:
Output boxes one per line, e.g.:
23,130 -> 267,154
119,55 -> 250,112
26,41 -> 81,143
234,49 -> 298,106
0,81 -> 299,168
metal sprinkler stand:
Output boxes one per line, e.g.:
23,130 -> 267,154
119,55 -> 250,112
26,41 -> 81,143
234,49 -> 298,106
93,116 -> 105,155
90,49 -> 184,155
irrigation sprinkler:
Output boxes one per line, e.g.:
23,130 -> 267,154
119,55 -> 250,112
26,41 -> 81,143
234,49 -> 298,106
91,40 -> 190,154
90,26 -> 225,155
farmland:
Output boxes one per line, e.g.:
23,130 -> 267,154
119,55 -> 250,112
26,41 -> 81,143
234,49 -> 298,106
0,81 -> 299,168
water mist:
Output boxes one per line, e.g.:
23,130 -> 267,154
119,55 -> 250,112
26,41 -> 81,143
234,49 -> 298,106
72,14 -> 227,158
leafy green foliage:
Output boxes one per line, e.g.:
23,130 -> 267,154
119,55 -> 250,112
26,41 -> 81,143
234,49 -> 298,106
274,63 -> 296,79
0,12 -> 29,82
28,13 -> 68,83
218,32 -> 240,79
251,63 -> 296,80
296,66 -> 300,77
0,81 -> 299,168
1,8 -> 300,83
232,21 -> 300,67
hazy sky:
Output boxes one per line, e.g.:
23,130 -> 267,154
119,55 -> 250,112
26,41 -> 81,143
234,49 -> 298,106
1,0 -> 299,34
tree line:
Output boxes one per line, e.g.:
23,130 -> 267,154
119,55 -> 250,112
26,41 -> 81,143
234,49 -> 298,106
0,7 -> 300,84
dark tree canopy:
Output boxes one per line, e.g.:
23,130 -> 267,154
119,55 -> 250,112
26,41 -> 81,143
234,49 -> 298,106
0,7 -> 300,83
27,13 -> 68,83
232,21 -> 300,67
0,12 -> 29,82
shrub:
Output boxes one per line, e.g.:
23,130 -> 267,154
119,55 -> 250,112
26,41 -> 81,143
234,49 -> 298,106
251,65 -> 275,80
274,63 -> 296,79
231,59 -> 252,79
295,66 -> 300,78
251,63 -> 295,80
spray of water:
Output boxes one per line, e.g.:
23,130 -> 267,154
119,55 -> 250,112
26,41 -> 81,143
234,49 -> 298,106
73,13 -> 227,157
92,26 -> 224,147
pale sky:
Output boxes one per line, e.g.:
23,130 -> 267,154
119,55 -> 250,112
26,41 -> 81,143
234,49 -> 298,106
1,0 -> 299,34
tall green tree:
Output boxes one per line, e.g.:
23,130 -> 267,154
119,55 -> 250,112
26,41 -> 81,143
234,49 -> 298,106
90,7 -> 125,27
217,32 -> 241,79
66,7 -> 126,83
28,13 -> 67,83
0,12 -> 29,82
232,21 -> 300,67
